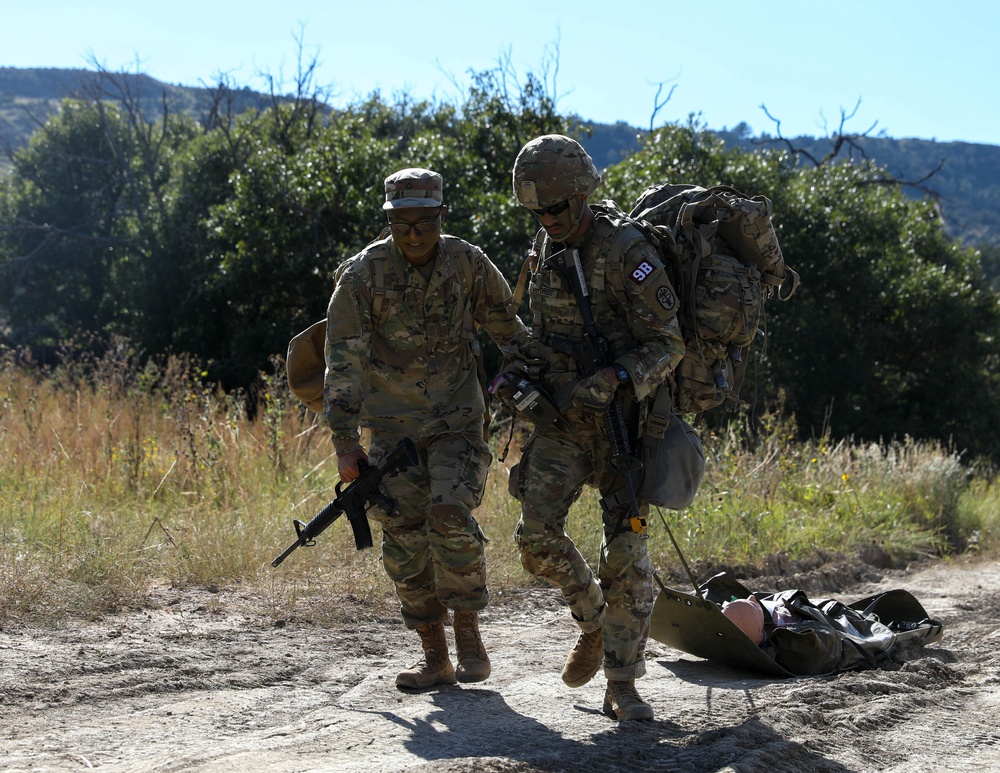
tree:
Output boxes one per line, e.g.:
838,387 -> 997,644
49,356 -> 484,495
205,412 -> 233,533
0,99 -> 135,346
978,243 -> 1000,291
0,67 -> 203,357
195,102 -> 395,386
413,67 -> 569,281
5,58 -> 999,462
604,122 -> 1000,460
195,63 -> 570,385
773,162 -> 1000,459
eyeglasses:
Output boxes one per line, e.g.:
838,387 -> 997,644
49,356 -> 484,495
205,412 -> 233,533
527,199 -> 571,218
387,209 -> 442,236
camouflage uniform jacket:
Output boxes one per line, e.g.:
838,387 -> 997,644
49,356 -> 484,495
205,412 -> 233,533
324,234 -> 528,455
524,202 -> 685,408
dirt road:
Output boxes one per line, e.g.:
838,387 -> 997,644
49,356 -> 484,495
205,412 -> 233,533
1,557 -> 998,772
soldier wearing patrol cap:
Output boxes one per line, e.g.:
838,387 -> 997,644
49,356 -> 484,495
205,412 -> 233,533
506,135 -> 685,721
324,167 -> 528,690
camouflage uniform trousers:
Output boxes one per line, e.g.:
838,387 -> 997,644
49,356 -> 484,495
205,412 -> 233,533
513,416 -> 655,681
368,430 -> 493,630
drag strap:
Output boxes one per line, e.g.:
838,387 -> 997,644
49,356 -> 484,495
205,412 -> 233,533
654,506 -> 705,601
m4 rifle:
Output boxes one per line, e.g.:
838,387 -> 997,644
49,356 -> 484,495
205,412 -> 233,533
271,437 -> 419,566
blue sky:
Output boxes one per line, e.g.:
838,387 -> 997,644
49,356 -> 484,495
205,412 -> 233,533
4,1 -> 998,146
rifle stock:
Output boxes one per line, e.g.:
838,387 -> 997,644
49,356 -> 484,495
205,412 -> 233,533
271,437 -> 419,567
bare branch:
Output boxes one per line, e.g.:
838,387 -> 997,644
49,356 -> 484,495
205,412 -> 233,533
496,46 -> 517,110
0,221 -> 138,273
434,58 -> 466,97
539,29 -> 566,111
257,24 -> 332,149
760,103 -> 822,165
649,82 -> 678,132
1,220 -> 135,248
856,157 -> 946,201
758,100 -> 944,194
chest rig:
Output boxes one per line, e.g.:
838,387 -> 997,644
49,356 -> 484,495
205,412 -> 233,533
365,236 -> 479,354
528,209 -> 645,376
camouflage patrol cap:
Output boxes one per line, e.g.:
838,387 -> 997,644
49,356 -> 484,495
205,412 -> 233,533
512,134 -> 601,208
382,167 -> 444,210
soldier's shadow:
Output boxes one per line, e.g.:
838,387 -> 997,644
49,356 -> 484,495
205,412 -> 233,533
364,686 -> 680,770
364,686 -> 860,773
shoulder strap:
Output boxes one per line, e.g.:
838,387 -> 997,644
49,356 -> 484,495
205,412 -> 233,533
590,207 -> 648,298
442,237 -> 479,336
365,238 -> 402,327
645,384 -> 675,438
371,254 -> 388,322
442,236 -> 491,440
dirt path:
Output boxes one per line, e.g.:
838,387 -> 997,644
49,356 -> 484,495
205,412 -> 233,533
1,557 -> 998,773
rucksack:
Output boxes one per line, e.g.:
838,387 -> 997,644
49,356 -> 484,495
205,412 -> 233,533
628,183 -> 799,416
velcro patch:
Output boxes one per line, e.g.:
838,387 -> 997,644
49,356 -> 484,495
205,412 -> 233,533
517,180 -> 539,209
629,261 -> 656,285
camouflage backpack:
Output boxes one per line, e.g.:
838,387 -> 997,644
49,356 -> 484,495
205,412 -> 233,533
628,183 -> 799,416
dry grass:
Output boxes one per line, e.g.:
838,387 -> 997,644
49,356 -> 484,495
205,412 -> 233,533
1,342 -> 996,626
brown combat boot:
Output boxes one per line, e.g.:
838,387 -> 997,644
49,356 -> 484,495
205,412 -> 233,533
561,626 -> 604,688
453,610 -> 491,683
603,679 -> 654,721
395,622 -> 457,690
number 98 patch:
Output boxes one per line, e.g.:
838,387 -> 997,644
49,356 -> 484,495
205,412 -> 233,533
629,261 -> 656,284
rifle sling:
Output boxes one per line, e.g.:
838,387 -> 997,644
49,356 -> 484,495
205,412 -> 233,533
559,248 -> 643,532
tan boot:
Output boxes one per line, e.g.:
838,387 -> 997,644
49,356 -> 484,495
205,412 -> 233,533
561,626 -> 604,688
395,622 -> 457,689
453,610 -> 491,683
603,679 -> 654,721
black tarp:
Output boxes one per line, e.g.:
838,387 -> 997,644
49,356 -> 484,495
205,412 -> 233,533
649,572 -> 944,677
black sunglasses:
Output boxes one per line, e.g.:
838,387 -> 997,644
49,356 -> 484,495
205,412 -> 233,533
387,207 -> 443,235
528,199 -> 571,218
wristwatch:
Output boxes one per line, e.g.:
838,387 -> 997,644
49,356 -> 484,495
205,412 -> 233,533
613,364 -> 630,384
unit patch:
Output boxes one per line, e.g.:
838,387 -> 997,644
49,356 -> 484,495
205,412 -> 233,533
656,285 -> 676,310
629,261 -> 656,285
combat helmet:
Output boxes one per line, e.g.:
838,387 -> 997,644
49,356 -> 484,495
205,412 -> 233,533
512,134 -> 601,209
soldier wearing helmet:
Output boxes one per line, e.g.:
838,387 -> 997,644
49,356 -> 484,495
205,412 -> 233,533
506,135 -> 685,721
325,167 -> 528,691
512,133 -> 603,243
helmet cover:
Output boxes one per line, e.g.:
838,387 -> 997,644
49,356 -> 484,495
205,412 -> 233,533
512,134 -> 601,208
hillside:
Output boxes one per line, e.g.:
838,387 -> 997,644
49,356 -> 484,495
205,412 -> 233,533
0,66 -> 276,171
717,128 -> 1000,248
580,120 -> 1000,249
3,67 -> 999,248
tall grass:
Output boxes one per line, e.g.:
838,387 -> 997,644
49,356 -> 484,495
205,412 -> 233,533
1,343 -> 996,626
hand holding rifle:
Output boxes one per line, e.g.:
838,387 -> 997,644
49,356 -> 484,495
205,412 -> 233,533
271,437 -> 419,567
